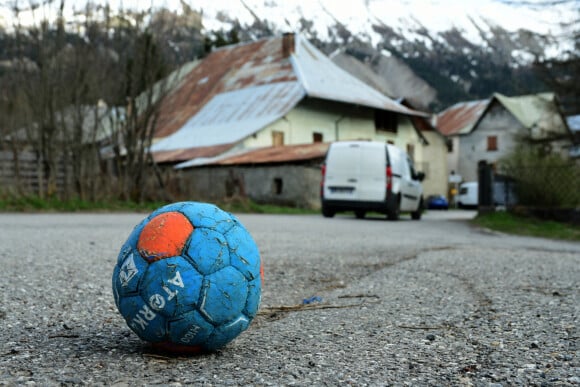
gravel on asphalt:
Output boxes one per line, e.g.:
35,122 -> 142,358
0,211 -> 578,386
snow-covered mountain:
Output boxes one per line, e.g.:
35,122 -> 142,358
185,0 -> 576,109
2,0 -> 575,61
193,0 -> 576,59
2,0 -> 576,110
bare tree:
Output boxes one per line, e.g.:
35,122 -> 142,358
101,7 -> 174,202
1,0 -> 194,202
7,0 -> 69,198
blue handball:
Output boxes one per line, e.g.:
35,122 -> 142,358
112,202 -> 262,353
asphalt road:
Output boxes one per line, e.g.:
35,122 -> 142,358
0,210 -> 578,386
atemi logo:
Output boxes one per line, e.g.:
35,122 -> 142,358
119,254 -> 139,287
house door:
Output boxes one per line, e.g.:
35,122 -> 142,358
272,131 -> 285,146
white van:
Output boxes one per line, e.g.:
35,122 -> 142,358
457,180 -> 517,209
457,181 -> 478,208
321,141 -> 424,220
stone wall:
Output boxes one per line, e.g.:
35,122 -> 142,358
176,162 -> 323,209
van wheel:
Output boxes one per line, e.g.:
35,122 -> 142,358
322,205 -> 335,218
355,210 -> 366,219
411,197 -> 423,220
387,196 -> 400,221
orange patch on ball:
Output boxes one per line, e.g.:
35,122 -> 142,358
137,212 -> 194,262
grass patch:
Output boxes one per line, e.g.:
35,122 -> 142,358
0,195 -> 317,215
0,195 -> 168,213
472,211 -> 580,241
215,197 -> 318,214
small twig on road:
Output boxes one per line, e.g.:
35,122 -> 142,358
338,294 -> 380,299
396,324 -> 454,331
258,300 -> 380,315
48,334 -> 80,339
142,353 -> 171,361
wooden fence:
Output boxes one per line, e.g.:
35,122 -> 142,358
0,150 -> 68,196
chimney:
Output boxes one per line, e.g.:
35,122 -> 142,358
282,32 -> 295,58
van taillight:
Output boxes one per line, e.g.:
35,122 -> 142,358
386,166 -> 392,190
320,164 -> 326,197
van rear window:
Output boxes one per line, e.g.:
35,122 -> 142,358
327,147 -> 359,173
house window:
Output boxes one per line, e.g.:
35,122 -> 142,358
272,178 -> 283,195
272,131 -> 285,146
313,132 -> 323,143
375,110 -> 397,133
446,138 -> 453,153
487,136 -> 498,151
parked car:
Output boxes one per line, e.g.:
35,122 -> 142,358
457,181 -> 478,209
426,195 -> 449,210
321,141 -> 424,220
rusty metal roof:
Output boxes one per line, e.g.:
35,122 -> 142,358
152,37 -> 295,140
176,142 -> 330,168
433,99 -> 490,136
434,93 -> 568,137
153,143 -> 236,164
151,81 -> 304,156
150,33 -> 428,163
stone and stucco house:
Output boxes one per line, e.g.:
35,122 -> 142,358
150,33 -> 447,208
434,92 -> 573,183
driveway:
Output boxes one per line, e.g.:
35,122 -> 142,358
0,210 -> 578,385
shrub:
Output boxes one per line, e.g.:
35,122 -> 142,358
500,145 -> 580,208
